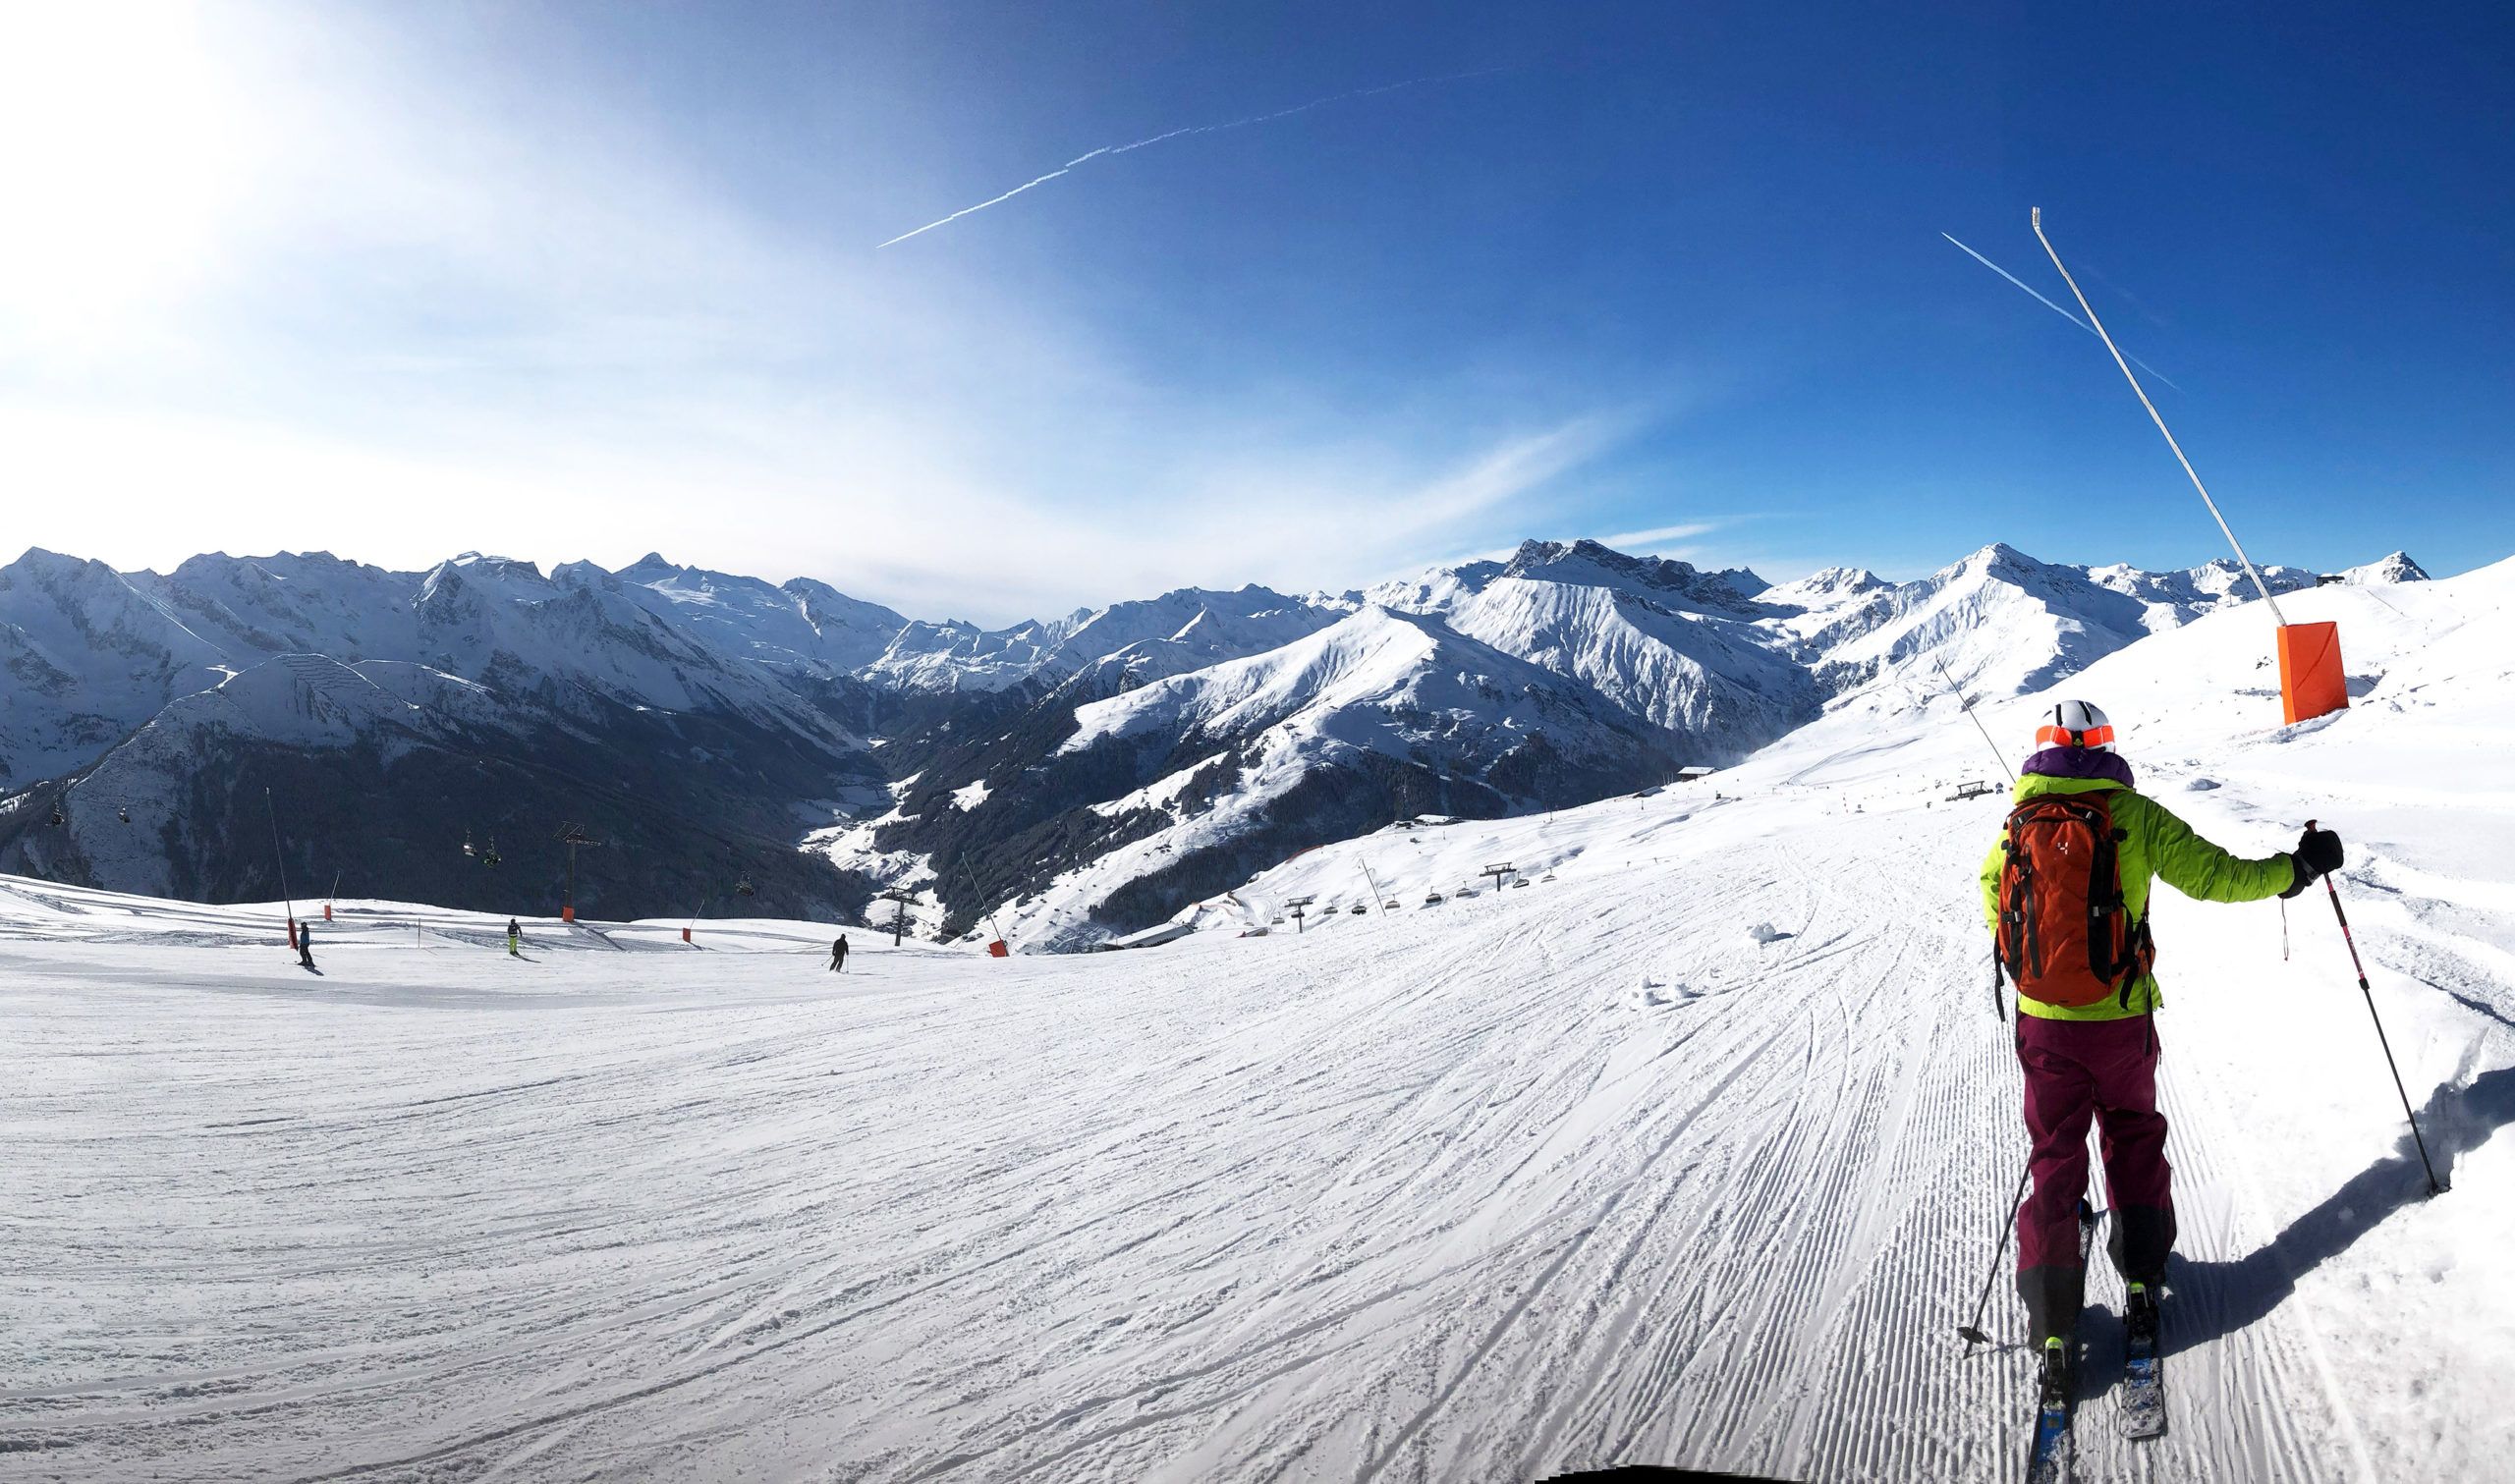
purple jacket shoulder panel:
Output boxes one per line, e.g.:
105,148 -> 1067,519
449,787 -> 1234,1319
2021,746 -> 2138,788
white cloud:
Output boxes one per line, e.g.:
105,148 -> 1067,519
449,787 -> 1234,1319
1597,520 -> 1724,550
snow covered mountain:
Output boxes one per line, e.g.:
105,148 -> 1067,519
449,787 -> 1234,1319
1767,542 -> 2325,709
0,537 -> 2432,942
599,553 -> 911,678
0,548 -> 891,917
1362,537 -> 1768,617
0,548 -> 234,789
1436,545 -> 1817,755
2333,550 -> 2431,585
837,604 -> 1697,950
856,583 -> 1350,693
845,543 -> 1841,949
2,640 -> 879,919
889,539 -> 2425,945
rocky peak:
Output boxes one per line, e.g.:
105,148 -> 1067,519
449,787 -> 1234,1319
1500,538 -> 1769,611
2328,551 -> 2430,585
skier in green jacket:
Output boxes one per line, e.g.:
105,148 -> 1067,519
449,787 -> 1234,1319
1979,699 -> 2343,1390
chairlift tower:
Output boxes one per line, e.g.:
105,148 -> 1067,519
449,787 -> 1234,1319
1481,862 -> 1517,899
1285,895 -> 1316,934
877,887 -> 919,947
555,822 -> 605,923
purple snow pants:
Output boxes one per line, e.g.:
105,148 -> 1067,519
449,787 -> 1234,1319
2014,1013 -> 2175,1345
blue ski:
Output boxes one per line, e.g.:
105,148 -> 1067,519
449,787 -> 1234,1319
2022,1201 -> 2099,1484
2026,1353 -> 2075,1484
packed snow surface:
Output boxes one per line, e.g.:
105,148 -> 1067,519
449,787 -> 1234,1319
4,565 -> 2512,1481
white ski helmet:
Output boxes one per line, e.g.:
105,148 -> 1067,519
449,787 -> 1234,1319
2036,699 -> 2115,752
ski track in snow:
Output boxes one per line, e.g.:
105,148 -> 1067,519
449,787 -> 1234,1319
5,577 -> 2514,1481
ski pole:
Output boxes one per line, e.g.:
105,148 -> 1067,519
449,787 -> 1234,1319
2308,820 -> 2445,1196
1957,1160 -> 2033,1348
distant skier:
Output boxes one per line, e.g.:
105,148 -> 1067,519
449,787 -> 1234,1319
1981,700 -> 2341,1395
507,918 -> 522,957
296,919 -> 316,970
829,934 -> 849,973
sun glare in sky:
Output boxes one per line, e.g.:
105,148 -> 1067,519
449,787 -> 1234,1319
0,2 -> 268,351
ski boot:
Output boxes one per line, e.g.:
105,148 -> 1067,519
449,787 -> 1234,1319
2125,1282 -> 2159,1347
2121,1280 -> 2167,1440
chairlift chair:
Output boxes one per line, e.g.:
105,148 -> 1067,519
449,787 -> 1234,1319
736,875 -> 756,897
480,835 -> 502,868
117,805 -> 131,824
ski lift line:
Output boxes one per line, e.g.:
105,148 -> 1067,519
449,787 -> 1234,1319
2030,207 -> 2288,627
443,738 -> 786,866
1931,657 -> 2017,785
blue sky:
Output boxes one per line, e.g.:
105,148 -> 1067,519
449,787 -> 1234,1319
2,1 -> 2506,623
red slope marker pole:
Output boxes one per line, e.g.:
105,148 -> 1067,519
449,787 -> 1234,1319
2310,820 -> 2444,1196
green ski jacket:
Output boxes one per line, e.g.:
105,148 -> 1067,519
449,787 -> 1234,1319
1979,774 -> 2296,1020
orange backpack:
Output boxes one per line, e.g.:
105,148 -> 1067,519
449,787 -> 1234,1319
1995,793 -> 2155,1010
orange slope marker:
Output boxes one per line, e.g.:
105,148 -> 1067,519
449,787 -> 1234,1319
2278,621 -> 2349,724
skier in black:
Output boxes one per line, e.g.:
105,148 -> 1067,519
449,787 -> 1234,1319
829,934 -> 849,973
297,920 -> 316,970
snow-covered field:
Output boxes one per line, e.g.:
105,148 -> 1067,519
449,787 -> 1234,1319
5,566 -> 2511,1481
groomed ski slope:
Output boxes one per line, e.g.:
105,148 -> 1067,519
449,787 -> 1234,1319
4,565 -> 2512,1481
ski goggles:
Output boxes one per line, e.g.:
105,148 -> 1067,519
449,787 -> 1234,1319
2035,723 -> 2116,749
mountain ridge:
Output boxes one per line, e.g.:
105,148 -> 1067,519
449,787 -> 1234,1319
0,538 -> 2431,944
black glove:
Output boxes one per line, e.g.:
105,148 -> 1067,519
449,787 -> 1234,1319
2281,825 -> 2344,898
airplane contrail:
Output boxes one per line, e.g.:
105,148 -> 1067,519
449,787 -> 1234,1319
1942,232 -> 2181,391
878,68 -> 1507,249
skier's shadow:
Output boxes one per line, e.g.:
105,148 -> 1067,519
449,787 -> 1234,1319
2159,1065 -> 2515,1358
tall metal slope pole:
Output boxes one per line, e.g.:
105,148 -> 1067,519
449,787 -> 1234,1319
263,787 -> 298,946
1360,860 -> 1393,915
956,856 -> 1009,947
2030,207 -> 2289,626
